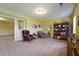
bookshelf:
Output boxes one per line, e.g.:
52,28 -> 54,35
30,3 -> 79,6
53,22 -> 70,40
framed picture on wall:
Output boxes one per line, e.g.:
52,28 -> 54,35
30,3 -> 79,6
32,24 -> 37,28
38,24 -> 41,28
18,20 -> 24,30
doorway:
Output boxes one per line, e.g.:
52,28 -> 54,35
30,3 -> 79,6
0,16 -> 14,40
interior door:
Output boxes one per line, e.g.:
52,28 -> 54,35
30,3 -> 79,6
14,18 -> 26,41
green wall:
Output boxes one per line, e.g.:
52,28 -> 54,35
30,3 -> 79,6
73,4 -> 79,36
26,17 -> 65,38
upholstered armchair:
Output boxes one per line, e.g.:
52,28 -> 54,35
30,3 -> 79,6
22,30 -> 33,41
22,30 -> 30,41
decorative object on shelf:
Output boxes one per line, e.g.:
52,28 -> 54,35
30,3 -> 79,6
58,25 -> 61,27
63,25 -> 66,27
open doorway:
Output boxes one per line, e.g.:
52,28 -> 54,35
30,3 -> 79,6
0,16 -> 14,41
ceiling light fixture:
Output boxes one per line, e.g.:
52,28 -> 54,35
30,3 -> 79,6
35,8 -> 46,15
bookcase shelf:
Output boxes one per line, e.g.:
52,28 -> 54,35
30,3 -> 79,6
53,22 -> 69,40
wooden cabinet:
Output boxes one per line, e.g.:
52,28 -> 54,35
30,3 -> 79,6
67,37 -> 79,56
67,38 -> 74,56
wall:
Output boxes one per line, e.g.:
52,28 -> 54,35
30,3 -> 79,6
0,21 -> 14,35
26,17 -> 66,38
73,4 -> 79,36
26,18 -> 46,34
66,16 -> 73,34
0,7 -> 71,41
13,16 -> 65,41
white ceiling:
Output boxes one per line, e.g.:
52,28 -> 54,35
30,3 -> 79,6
0,3 -> 75,19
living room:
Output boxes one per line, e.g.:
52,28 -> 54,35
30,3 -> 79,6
0,3 -> 79,56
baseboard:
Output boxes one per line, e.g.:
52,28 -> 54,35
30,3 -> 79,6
0,34 -> 14,37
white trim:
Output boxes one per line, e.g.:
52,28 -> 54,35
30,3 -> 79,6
73,16 -> 76,34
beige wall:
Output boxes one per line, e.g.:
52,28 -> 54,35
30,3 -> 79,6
0,21 -> 14,35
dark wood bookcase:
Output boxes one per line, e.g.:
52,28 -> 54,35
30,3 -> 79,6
53,22 -> 70,40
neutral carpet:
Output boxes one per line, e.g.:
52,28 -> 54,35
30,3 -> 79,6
0,36 -> 67,56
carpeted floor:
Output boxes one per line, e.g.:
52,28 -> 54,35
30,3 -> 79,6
0,36 -> 67,56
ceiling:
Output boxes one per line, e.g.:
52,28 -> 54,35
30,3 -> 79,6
0,3 -> 75,19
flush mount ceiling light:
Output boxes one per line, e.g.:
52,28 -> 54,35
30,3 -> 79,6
35,8 -> 46,15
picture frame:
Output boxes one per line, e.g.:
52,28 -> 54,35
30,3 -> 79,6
18,20 -> 24,30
